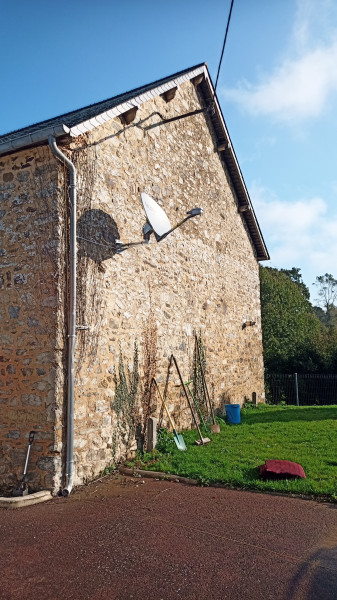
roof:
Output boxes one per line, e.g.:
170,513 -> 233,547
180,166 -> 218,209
0,63 -> 269,261
0,64 -> 206,147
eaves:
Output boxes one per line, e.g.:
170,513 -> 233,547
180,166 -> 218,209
0,63 -> 269,261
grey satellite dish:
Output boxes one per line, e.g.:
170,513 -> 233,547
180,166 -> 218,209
140,192 -> 203,243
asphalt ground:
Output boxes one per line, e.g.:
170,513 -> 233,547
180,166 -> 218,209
1,474 -> 337,600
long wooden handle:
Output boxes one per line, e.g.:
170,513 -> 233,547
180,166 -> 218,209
170,354 -> 204,443
152,378 -> 176,431
195,334 -> 216,425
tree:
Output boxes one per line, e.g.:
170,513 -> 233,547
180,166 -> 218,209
260,266 -> 327,373
280,267 -> 310,299
313,273 -> 337,328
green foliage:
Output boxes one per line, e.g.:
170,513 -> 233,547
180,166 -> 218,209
112,342 -> 139,458
102,465 -> 116,475
243,400 -> 259,409
191,332 -> 207,416
156,428 -> 175,454
136,405 -> 337,500
313,304 -> 337,330
313,273 -> 337,329
260,266 -> 333,373
280,267 -> 310,299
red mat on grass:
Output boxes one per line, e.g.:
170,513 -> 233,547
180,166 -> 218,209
259,460 -> 306,479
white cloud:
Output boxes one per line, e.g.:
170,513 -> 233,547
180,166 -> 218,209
292,0 -> 337,50
224,43 -> 337,122
251,183 -> 337,287
224,0 -> 337,123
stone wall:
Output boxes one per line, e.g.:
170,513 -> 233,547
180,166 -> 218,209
0,146 -> 65,493
0,78 -> 266,493
65,79 -> 265,485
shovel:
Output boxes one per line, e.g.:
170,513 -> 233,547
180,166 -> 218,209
152,378 -> 186,451
13,430 -> 37,497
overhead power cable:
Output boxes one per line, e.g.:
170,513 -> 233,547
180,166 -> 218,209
214,0 -> 235,95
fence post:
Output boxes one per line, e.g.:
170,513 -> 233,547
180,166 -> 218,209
294,373 -> 299,406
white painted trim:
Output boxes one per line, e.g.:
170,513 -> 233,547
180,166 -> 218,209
68,65 -> 206,137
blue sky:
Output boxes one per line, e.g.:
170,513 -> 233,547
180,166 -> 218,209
1,0 -> 336,302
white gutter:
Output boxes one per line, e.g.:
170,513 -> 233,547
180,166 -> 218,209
48,136 -> 76,496
0,124 -> 70,155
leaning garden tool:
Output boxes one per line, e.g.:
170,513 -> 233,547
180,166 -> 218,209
169,355 -> 211,446
152,378 -> 186,451
195,334 -> 220,433
185,380 -> 210,434
13,430 -> 37,497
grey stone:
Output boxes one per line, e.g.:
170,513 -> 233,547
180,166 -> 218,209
0,334 -> 14,346
6,430 -> 20,439
41,296 -> 58,308
36,352 -> 54,363
37,457 -> 55,471
21,368 -> 33,377
32,381 -> 51,392
13,274 -> 27,285
147,417 -> 158,452
17,171 -> 30,182
28,317 -> 40,327
9,306 -> 20,319
21,394 -> 42,407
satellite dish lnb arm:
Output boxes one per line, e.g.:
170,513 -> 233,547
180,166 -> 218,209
157,208 -> 203,242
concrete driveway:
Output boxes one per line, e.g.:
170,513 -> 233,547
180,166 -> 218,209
1,474 -> 337,600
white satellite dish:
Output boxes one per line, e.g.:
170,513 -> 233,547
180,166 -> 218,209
141,192 -> 172,238
141,192 -> 202,243
77,192 -> 202,254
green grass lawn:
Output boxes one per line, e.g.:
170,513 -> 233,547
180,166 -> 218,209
129,405 -> 337,500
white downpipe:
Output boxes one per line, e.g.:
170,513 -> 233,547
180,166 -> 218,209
48,136 -> 76,496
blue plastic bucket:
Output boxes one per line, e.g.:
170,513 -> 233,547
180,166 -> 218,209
225,404 -> 241,424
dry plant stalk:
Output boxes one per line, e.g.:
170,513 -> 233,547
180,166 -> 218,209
141,306 -> 158,439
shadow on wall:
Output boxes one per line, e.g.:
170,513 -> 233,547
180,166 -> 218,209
75,209 -> 121,368
77,209 -> 121,263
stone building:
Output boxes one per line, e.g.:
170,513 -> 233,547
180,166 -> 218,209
0,63 -> 269,494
